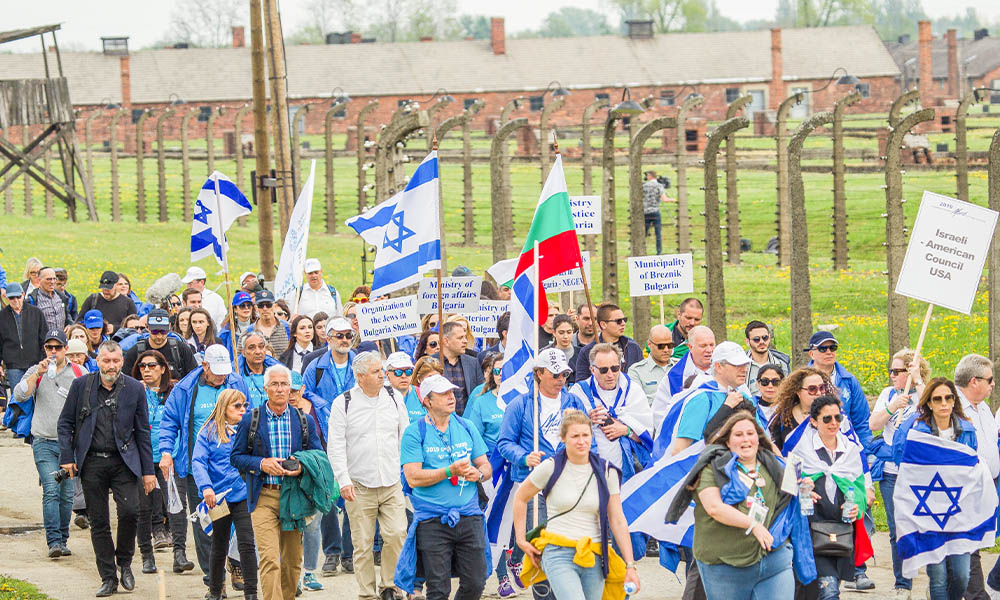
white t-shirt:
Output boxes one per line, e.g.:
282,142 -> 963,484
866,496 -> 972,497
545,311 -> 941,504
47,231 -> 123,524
527,458 -> 620,541
872,386 -> 917,475
939,427 -> 955,442
539,393 -> 562,451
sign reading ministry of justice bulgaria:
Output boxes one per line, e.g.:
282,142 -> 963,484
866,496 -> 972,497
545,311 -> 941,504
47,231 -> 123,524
895,191 -> 998,314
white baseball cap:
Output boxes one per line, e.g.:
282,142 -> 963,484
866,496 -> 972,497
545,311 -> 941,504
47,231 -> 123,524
181,266 -> 208,284
66,339 -> 89,355
711,341 -> 751,367
304,258 -> 322,273
326,316 -> 353,334
534,348 -> 571,375
385,351 -> 415,370
420,374 -> 459,399
240,271 -> 256,285
203,344 -> 233,376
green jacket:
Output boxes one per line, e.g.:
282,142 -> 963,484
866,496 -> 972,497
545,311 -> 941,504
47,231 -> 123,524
280,449 -> 339,531
665,320 -> 690,359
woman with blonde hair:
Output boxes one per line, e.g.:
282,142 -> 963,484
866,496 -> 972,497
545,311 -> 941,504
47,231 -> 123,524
191,389 -> 258,600
21,257 -> 42,295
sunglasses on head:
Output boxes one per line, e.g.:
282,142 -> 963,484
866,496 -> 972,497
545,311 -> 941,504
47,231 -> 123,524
595,365 -> 621,375
821,413 -> 844,424
602,317 -> 628,325
44,344 -> 64,351
888,368 -> 908,376
257,302 -> 274,309
750,335 -> 770,343
392,368 -> 414,377
930,394 -> 956,404
351,297 -> 369,304
492,367 -> 503,376
814,344 -> 838,353
758,376 -> 783,387
650,342 -> 675,351
801,383 -> 829,395
332,331 -> 355,340
138,362 -> 161,370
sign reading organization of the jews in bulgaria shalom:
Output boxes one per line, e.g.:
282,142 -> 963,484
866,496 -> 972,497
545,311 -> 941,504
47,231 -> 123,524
895,191 -> 999,314
356,295 -> 421,340
627,253 -> 695,297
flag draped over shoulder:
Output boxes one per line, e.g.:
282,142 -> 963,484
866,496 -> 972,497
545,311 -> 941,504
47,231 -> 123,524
894,428 -> 999,578
190,172 -> 252,268
274,161 -> 316,306
497,155 -> 584,408
345,151 -> 441,297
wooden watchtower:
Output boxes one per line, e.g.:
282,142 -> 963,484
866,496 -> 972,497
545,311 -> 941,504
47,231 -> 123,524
0,24 -> 96,221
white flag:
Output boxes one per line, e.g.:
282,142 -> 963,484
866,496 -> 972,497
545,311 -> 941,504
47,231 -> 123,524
274,161 -> 316,308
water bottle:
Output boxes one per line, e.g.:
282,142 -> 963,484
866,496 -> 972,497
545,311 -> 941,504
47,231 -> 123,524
624,582 -> 638,596
798,479 -> 814,516
46,360 -> 57,379
841,497 -> 857,523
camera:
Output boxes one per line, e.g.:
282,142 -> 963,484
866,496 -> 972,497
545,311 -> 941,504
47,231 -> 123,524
281,458 -> 301,472
51,468 -> 72,484
657,175 -> 671,189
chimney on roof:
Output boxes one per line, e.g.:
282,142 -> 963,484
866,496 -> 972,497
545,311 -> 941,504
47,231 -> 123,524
119,55 -> 131,109
974,28 -> 989,41
419,36 -> 433,42
946,28 -> 958,98
918,20 -> 933,105
769,28 -> 783,111
491,17 -> 505,55
898,34 -> 910,44
232,26 -> 245,48
626,20 -> 654,39
351,32 -> 362,43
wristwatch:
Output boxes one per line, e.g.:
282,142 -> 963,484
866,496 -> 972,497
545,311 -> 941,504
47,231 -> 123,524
625,561 -> 638,570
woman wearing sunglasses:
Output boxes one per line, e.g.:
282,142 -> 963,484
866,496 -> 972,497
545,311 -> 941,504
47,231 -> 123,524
754,364 -> 785,424
414,330 -> 440,360
466,352 -> 506,454
892,378 -> 976,600
192,389 -> 258,600
769,368 -> 836,454
131,350 -> 177,574
789,395 -> 874,600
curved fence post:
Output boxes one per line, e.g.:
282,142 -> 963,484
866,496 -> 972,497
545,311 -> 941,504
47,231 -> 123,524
323,101 -> 347,234
135,109 -> 152,222
889,90 -> 920,129
491,117 -> 530,263
109,108 -> 126,222
356,100 -> 379,212
988,129 -> 1000,406
291,103 -> 310,188
775,92 -> 804,266
725,94 -> 752,264
155,108 -> 175,222
232,104 -> 253,227
676,94 -> 704,253
83,110 -> 102,210
180,107 -> 199,222
582,97 -> 609,257
206,106 -> 223,175
462,99 -> 485,245
831,91 -> 860,270
375,110 -> 430,202
601,111 -> 627,303
956,88 -> 989,202
540,96 -> 566,184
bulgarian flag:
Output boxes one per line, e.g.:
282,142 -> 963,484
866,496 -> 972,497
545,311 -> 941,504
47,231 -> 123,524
497,155 -> 584,408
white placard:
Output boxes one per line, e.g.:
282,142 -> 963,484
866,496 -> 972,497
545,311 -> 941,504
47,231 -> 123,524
417,276 -> 482,314
356,296 -> 421,340
894,191 -> 998,314
543,251 -> 591,293
466,300 -> 510,338
570,195 -> 602,235
627,253 -> 695,297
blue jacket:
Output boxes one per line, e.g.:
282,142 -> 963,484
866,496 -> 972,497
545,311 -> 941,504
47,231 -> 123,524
892,413 -> 978,466
302,349 -> 357,404
809,361 -> 875,455
158,367 -> 250,478
230,404 -> 324,512
496,386 -> 587,482
145,386 -> 175,464
192,425 -> 248,504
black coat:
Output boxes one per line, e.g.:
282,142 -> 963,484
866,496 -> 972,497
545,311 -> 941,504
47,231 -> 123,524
431,351 -> 484,414
0,304 -> 47,370
57,373 -> 154,478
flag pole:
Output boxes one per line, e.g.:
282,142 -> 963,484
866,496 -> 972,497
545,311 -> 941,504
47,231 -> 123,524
433,132 -> 444,335
553,130 -> 595,319
213,174 -> 239,374
532,239 -> 540,519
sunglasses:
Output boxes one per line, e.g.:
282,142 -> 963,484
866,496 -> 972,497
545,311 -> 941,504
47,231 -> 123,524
170,301 -> 182,308
758,377 -> 783,387
392,368 -> 414,377
888,368 -> 908,376
149,329 -> 168,335
236,302 -> 253,309
275,311 -> 288,318
814,344 -> 838,353
801,384 -> 829,395
427,340 -> 438,348
602,317 -> 628,325
974,376 -> 995,385
650,342 -> 675,351
257,302 -> 274,309
750,335 -> 770,343
551,371 -> 571,379
594,365 -> 621,375
138,362 -> 162,370
134,326 -> 147,332
821,414 -> 844,424
231,402 -> 248,409
332,332 -> 355,340
930,394 -> 956,404
346,313 -> 358,320
492,367 -> 503,376
351,297 -> 369,304
44,344 -> 65,351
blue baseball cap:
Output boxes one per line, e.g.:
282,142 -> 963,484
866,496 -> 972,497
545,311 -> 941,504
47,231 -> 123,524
255,289 -> 275,305
83,309 -> 104,329
290,371 -> 304,391
232,291 -> 252,307
805,331 -> 839,351
4,282 -> 23,298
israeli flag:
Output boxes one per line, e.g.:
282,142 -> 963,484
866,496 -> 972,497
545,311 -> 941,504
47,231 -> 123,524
345,152 -> 441,297
190,172 -> 252,268
190,488 -> 233,535
895,429 -> 999,578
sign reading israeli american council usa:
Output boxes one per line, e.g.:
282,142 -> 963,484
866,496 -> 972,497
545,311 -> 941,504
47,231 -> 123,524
356,296 -> 421,340
627,253 -> 694,297
895,191 -> 998,314
570,196 -> 602,235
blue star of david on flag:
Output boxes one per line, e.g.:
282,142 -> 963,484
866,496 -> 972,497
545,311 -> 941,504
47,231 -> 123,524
911,472 -> 963,528
383,211 -> 416,253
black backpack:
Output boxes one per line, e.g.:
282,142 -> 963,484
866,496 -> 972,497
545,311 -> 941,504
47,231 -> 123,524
342,385 -> 400,413
245,406 -> 310,453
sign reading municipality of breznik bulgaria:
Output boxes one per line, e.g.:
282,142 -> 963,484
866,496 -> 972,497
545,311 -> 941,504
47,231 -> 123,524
627,253 -> 694,297
895,191 -> 999,314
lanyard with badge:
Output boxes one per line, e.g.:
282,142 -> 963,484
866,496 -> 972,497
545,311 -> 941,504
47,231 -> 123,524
587,375 -> 629,418
737,461 -> 769,533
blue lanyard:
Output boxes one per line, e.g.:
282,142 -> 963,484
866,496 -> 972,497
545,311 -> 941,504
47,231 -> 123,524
587,375 -> 629,417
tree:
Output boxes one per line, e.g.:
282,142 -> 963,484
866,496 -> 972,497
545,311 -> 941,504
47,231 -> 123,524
522,7 -> 613,38
457,15 -> 491,40
288,0 -> 368,44
167,0 -> 248,47
777,0 -> 874,28
871,0 -> 926,42
606,0 -> 726,33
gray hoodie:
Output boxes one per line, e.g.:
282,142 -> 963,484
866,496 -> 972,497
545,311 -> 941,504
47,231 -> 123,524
14,362 -> 84,440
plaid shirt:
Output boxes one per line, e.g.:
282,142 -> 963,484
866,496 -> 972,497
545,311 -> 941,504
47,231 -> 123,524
442,355 -> 468,408
264,404 -> 292,485
35,289 -> 65,331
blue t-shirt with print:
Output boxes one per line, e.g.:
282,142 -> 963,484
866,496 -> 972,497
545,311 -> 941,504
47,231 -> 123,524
191,384 -> 221,466
465,387 -> 504,452
400,415 -> 487,508
244,373 -> 267,408
403,388 -> 427,424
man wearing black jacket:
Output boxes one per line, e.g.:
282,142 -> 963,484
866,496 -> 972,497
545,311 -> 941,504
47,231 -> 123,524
57,340 -> 155,597
0,282 -> 47,396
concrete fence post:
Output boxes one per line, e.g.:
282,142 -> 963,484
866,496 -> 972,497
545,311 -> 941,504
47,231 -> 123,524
179,107 -> 199,222
601,112 -> 626,303
956,88 -> 989,202
206,106 -> 223,175
135,109 -> 151,222
375,109 -> 430,203
775,92 -> 804,266
356,100 -> 379,213
323,102 -> 347,234
676,95 -> 704,253
725,94 -> 752,264
582,97 -> 609,258
462,100 -> 484,246
832,92 -> 861,270
491,117 -> 530,263
889,90 -> 920,129
109,109 -> 126,222
988,129 -> 1000,407
540,97 -> 566,184
290,103 -> 310,187
155,108 -> 174,223
233,104 -> 253,227
83,110 -> 101,210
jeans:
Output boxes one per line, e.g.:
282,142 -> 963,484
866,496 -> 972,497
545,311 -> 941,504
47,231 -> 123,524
416,514 -> 487,600
32,438 -> 72,548
80,453 -> 140,582
4,368 -> 26,407
540,545 -> 604,600
303,513 -> 322,572
644,212 -> 663,254
880,473 -> 912,590
817,575 -> 841,600
927,553 -> 971,600
210,500 -> 257,596
696,542 -> 794,600
321,505 -> 354,559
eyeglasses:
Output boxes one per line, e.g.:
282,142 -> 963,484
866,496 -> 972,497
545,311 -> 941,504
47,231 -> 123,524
492,367 -> 503,376
149,329 -> 168,336
392,368 -> 414,377
138,362 -> 161,370
650,342 -> 675,351
801,384 -> 829,395
427,340 -> 438,348
814,344 -> 838,353
602,317 -> 628,325
888,368 -> 908,376
257,302 -> 273,309
930,394 -> 956,404
267,381 -> 291,388
28,270 -> 39,277
750,335 -> 770,343
974,375 -> 995,385
351,297 -> 369,304
758,377 -> 783,387
332,331 -> 355,340
44,344 -> 64,351
231,402 -> 248,409
594,365 -> 621,375
820,414 -> 844,424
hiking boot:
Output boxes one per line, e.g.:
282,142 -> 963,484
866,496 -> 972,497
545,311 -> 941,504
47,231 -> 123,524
497,576 -> 516,597
321,554 -> 339,576
228,560 -> 244,591
173,548 -> 195,573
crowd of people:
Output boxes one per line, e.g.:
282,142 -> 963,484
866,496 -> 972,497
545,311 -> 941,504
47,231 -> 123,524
1,255 -> 999,600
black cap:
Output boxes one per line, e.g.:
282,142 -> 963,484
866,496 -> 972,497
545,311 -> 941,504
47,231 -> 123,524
44,329 -> 68,345
99,270 -> 118,290
255,288 -> 275,305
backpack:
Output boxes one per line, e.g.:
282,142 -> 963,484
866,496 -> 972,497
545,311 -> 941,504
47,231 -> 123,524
342,385 -> 400,413
245,405 -> 310,454
136,337 -> 183,375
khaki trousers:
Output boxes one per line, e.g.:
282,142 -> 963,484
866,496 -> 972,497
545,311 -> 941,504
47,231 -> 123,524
251,487 -> 304,600
343,481 -> 408,599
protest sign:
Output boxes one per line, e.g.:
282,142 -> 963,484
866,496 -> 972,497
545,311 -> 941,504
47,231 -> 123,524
570,196 -> 602,235
417,276 -> 482,314
356,296 -> 421,340
466,300 -> 510,338
895,191 -> 998,315
627,254 -> 694,297
544,251 -> 591,293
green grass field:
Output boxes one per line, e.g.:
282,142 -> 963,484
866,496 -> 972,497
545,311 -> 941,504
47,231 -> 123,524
0,575 -> 50,600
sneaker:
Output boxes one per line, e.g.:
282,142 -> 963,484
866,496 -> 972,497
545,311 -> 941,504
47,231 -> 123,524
497,576 -> 516,598
228,561 -> 244,591
59,544 -> 72,556
302,572 -> 323,592
48,545 -> 61,559
321,554 -> 339,576
645,539 -> 659,558
74,514 -> 89,529
506,559 -> 525,589
296,581 -> 302,597
893,589 -> 912,600
341,556 -> 354,574
845,574 -> 875,591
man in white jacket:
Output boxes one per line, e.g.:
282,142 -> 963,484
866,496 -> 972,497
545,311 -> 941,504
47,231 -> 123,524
296,259 -> 341,319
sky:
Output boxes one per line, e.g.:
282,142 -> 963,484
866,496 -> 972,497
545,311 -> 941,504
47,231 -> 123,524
2,0 -> 999,53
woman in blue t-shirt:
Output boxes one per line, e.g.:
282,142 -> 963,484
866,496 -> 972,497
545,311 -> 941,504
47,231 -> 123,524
466,352 -> 505,451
